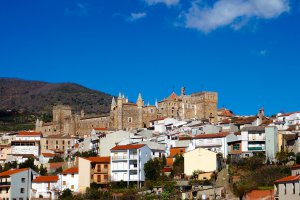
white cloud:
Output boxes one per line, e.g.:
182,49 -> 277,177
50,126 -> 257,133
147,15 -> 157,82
65,2 -> 88,16
145,0 -> 179,6
259,49 -> 268,56
128,12 -> 147,21
184,0 -> 290,33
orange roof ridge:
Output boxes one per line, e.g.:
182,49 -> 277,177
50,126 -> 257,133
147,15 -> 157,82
0,168 -> 29,177
83,156 -> 110,163
111,144 -> 145,150
62,167 -> 78,174
32,175 -> 59,183
274,175 -> 300,183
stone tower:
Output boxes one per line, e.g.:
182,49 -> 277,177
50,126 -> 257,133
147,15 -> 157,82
117,92 -> 123,130
181,86 -> 185,96
137,93 -> 144,128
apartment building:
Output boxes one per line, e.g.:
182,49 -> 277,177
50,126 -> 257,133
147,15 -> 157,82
78,156 -> 110,192
241,126 -> 278,160
110,144 -> 151,187
11,131 -> 42,158
40,135 -> 76,155
0,168 -> 39,200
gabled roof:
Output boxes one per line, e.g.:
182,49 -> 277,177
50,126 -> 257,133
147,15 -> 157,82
17,131 -> 42,137
62,167 -> 78,174
291,164 -> 300,169
0,168 -> 28,177
83,156 -> 110,163
274,175 -> 300,183
168,92 -> 178,100
111,144 -> 145,151
32,176 -> 58,183
194,132 -> 230,139
42,153 -> 55,157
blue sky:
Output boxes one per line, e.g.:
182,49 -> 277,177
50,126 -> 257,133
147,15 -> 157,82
0,0 -> 299,116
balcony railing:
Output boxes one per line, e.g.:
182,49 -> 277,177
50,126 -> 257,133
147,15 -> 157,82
0,182 -> 11,186
248,136 -> 266,141
112,156 -> 128,160
248,146 -> 265,151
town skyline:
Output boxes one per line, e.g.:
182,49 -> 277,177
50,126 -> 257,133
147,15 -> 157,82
1,0 -> 300,115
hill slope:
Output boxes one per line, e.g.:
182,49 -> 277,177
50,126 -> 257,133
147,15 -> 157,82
0,78 -> 113,115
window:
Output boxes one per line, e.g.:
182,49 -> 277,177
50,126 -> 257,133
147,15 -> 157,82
21,178 -> 25,183
128,117 -> 132,123
20,188 -> 25,193
6,188 -> 8,193
62,141 -> 65,145
19,198 -> 23,200
71,185 -> 74,190
46,140 -> 48,144
63,181 -> 66,185
97,175 -> 101,182
97,165 -> 101,172
104,164 -> 108,169
71,174 -> 74,178
233,144 -> 240,151
284,183 -> 286,194
56,141 -> 58,145
68,141 -> 70,145
104,175 -> 108,180
46,145 -> 48,149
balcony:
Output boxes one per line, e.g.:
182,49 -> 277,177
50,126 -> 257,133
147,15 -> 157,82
93,168 -> 108,174
248,136 -> 265,141
0,182 -> 11,186
248,146 -> 265,151
112,156 -> 128,161
129,154 -> 138,160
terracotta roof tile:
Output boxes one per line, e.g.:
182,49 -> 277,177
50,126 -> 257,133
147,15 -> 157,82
194,132 -> 230,139
291,164 -> 300,169
32,176 -> 58,183
274,175 -> 300,183
17,131 -> 42,137
168,92 -> 178,100
42,153 -> 55,157
0,168 -> 28,177
62,167 -> 78,174
111,144 -> 145,150
83,156 -> 110,163
49,162 -> 64,169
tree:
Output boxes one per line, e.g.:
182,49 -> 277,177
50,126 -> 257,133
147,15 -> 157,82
276,150 -> 290,165
49,155 -> 64,163
172,154 -> 184,175
59,189 -> 73,199
19,158 -> 38,171
39,164 -> 48,175
144,158 -> 162,181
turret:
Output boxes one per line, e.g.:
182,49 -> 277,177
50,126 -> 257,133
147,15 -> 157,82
111,97 -> 117,111
137,93 -> 144,107
181,86 -> 186,96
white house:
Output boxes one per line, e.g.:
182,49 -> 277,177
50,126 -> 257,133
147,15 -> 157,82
191,132 -> 234,158
31,175 -> 60,199
39,152 -> 55,164
110,144 -> 151,187
59,167 -> 79,192
11,131 -> 42,158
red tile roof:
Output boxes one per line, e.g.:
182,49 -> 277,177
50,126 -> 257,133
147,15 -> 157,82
62,167 -> 78,174
194,132 -> 230,139
74,143 -> 79,148
274,175 -> 300,183
94,127 -> 107,131
83,156 -> 110,163
0,168 -> 28,177
17,131 -> 42,137
32,176 -> 58,183
162,167 -> 172,173
291,164 -> 300,169
111,144 -> 145,150
42,153 -> 55,157
168,92 -> 178,100
49,162 -> 64,169
246,190 -> 274,199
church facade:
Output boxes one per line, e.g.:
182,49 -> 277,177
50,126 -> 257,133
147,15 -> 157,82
36,87 -> 218,136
